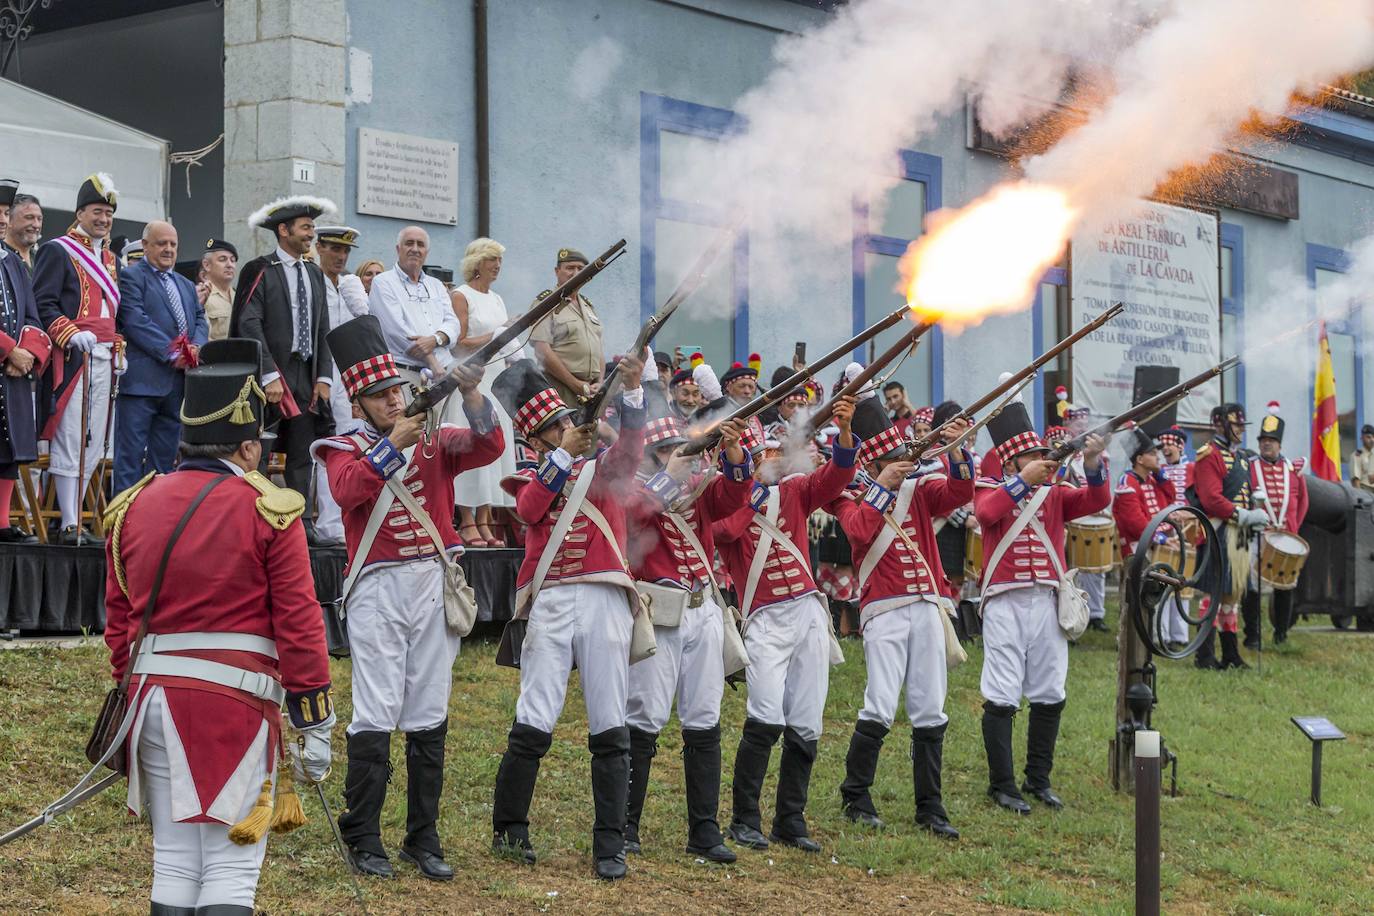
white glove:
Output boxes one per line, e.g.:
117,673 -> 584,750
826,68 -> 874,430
290,712 -> 335,783
1235,508 -> 1269,531
68,331 -> 98,353
113,351 -> 128,376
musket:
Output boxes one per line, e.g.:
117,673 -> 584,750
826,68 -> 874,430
808,320 -> 934,429
311,780 -> 369,913
906,302 -> 1126,461
1047,357 -> 1239,462
678,303 -> 921,456
580,223 -> 738,426
404,239 -> 628,417
0,771 -> 120,847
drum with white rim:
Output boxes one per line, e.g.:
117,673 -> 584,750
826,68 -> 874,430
1066,514 -> 1117,573
1258,528 -> 1309,591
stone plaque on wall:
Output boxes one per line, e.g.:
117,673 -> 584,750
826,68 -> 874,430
356,128 -> 458,224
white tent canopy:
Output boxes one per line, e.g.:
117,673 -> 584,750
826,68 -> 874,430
0,77 -> 167,223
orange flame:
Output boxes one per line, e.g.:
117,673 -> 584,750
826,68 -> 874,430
901,182 -> 1078,328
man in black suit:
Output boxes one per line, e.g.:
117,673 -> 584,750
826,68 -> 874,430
230,196 -> 335,529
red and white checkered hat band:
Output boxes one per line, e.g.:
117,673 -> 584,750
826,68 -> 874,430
341,354 -> 399,399
1158,431 -> 1184,447
995,430 -> 1047,465
859,425 -> 906,465
645,416 -> 686,447
740,424 -> 765,454
913,407 -> 935,424
514,387 -> 571,437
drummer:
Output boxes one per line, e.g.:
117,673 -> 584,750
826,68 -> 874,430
1061,404 -> 1110,634
1244,404 -> 1309,645
1157,427 -> 1193,647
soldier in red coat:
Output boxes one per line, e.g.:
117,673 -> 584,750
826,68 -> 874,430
1244,404 -> 1309,645
830,397 -> 973,839
312,315 -> 504,880
1187,403 -> 1268,670
975,402 -> 1109,815
104,339 -> 332,914
713,395 -> 857,854
622,414 -> 752,863
1112,428 -> 1176,557
491,356 -> 647,880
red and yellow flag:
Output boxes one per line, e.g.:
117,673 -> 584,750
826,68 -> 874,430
1311,321 -> 1341,481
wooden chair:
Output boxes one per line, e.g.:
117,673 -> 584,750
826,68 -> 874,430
20,457 -> 55,544
87,459 -> 112,537
267,452 -> 288,487
8,473 -> 35,536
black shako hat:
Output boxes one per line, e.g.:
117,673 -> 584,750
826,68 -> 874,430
179,339 -> 267,444
852,395 -> 905,465
987,401 -> 1049,466
1123,427 -> 1158,462
0,179 -> 18,208
327,315 -> 406,399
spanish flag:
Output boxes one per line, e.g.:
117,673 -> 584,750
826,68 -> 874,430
1310,322 -> 1341,481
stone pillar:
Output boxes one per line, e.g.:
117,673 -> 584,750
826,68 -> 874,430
223,0 -> 346,258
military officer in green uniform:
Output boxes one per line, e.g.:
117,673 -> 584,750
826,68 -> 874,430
529,248 -> 604,409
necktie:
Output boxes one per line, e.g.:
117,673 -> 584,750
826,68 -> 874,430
158,271 -> 188,336
294,261 -> 312,359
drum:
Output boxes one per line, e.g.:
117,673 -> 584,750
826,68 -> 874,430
1258,529 -> 1309,591
1066,515 -> 1116,573
964,526 -> 984,582
1149,541 -> 1199,596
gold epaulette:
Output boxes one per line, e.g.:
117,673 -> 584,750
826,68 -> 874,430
243,470 -> 305,530
105,471 -> 157,599
1196,443 -> 1214,459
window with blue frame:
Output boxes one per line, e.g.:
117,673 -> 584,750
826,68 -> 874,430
1220,223 -> 1245,409
852,150 -> 942,407
640,93 -> 748,367
1308,243 -> 1362,471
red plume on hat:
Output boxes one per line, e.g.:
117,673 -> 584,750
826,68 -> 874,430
690,351 -> 704,369
1267,400 -> 1281,415
748,352 -> 762,372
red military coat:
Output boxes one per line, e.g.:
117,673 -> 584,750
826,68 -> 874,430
713,441 -> 858,615
829,453 -> 974,611
1112,469 -> 1176,556
1251,455 -> 1309,533
313,405 -> 505,574
974,464 -> 1111,592
1191,440 -> 1251,523
103,461 -> 331,823
501,401 -> 646,616
628,453 -> 753,589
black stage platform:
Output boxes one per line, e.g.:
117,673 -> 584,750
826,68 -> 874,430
0,543 -> 522,655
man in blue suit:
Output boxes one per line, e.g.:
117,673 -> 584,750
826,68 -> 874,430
113,220 -> 208,492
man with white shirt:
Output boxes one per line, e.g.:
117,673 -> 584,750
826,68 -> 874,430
367,226 -> 460,395
231,196 -> 336,524
33,173 -> 122,544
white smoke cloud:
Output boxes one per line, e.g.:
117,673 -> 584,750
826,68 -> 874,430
570,36 -> 626,102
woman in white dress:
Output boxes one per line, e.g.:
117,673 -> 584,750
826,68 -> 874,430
448,237 -> 517,546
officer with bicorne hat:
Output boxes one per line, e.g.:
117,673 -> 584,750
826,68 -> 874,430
313,315 -> 504,880
103,338 -> 333,914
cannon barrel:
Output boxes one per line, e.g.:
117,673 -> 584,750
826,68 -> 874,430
1302,476 -> 1370,533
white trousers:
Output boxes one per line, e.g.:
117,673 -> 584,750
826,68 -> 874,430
138,690 -> 268,910
980,585 -> 1068,708
1164,596 -> 1191,644
346,560 -> 460,734
858,599 -> 948,730
1082,570 -> 1107,621
742,594 -> 831,742
626,592 -> 725,732
49,347 -> 114,478
515,581 -> 634,735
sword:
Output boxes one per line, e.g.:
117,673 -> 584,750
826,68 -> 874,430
0,771 -> 121,847
299,734 -> 368,914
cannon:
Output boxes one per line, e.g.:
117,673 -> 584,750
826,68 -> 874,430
1294,477 -> 1374,630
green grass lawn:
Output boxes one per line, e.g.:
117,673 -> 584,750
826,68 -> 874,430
2,603 -> 1372,914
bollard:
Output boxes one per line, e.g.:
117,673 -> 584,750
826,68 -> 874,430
1134,730 -> 1161,916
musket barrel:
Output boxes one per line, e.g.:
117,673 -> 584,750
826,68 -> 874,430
810,321 -> 933,429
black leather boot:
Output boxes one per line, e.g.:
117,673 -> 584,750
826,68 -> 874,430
1272,589 -> 1294,643
1241,589 -> 1262,649
1022,700 -> 1065,809
492,722 -> 552,864
728,718 -> 782,849
1219,630 -> 1250,669
624,727 -> 658,854
682,725 -> 734,862
771,727 -> 821,852
338,730 -> 394,877
839,718 -> 888,829
589,726 -> 631,880
912,723 -> 958,839
982,702 -> 1029,815
1194,628 -> 1222,670
193,908 -> 253,915
399,719 -> 452,880
150,904 -> 195,915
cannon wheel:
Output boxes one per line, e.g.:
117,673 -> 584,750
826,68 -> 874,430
1126,505 -> 1225,660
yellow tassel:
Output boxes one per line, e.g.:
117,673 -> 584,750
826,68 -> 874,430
231,397 -> 255,425
228,776 -> 275,845
270,764 -> 308,834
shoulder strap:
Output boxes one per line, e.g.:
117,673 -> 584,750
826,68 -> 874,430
979,483 -> 1052,601
664,509 -> 722,599
743,492 -> 813,612
386,474 -> 453,565
117,473 -> 232,697
880,509 -> 943,595
527,459 -> 598,606
857,478 -> 917,586
1025,511 -> 1068,580
338,442 -> 413,604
